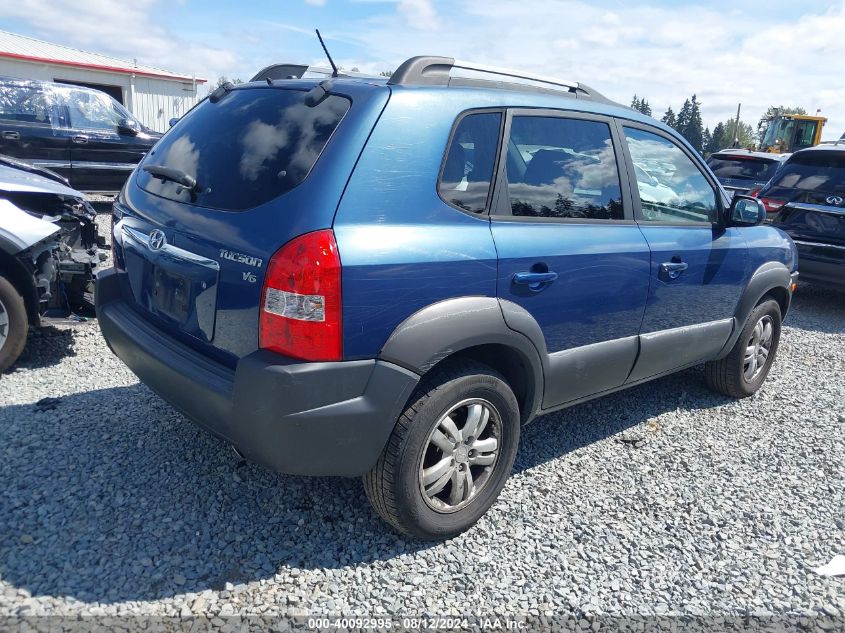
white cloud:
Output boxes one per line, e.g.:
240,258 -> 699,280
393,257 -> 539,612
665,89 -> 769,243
2,0 -> 842,140
0,0 -> 240,82
348,0 -> 845,139
305,0 -> 327,5
398,0 -> 440,30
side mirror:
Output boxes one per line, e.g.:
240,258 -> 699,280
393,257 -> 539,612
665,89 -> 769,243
168,117 -> 179,128
117,118 -> 139,136
728,195 -> 766,227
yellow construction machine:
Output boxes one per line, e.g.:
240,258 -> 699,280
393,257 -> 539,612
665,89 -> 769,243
758,113 -> 827,153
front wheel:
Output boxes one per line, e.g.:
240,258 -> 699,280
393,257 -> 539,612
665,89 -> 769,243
705,299 -> 782,398
363,360 -> 520,540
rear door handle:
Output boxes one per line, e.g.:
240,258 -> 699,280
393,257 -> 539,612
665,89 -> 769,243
72,135 -> 89,144
660,261 -> 689,280
513,271 -> 558,290
1,130 -> 20,140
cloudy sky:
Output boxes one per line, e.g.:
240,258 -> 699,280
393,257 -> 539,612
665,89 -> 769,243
2,0 -> 843,139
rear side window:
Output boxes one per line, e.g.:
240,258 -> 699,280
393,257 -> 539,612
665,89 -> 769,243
438,112 -> 502,212
137,88 -> 350,211
769,151 -> 845,195
707,155 -> 779,182
0,83 -> 58,126
502,116 -> 623,220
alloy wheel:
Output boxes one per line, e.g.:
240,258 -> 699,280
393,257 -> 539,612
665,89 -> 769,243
744,314 -> 774,382
0,295 -> 8,350
418,398 -> 502,513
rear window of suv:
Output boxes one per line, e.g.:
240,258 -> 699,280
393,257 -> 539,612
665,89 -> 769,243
137,87 -> 350,211
707,155 -> 780,182
768,150 -> 845,194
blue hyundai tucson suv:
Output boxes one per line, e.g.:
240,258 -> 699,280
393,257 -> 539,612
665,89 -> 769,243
96,57 -> 799,539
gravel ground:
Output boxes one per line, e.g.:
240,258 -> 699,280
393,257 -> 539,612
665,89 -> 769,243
0,216 -> 843,622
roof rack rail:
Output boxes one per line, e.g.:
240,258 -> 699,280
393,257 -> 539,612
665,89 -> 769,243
387,56 -> 614,103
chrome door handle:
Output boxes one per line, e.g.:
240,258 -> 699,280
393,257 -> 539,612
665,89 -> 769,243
72,135 -> 89,144
660,261 -> 689,280
1,130 -> 20,140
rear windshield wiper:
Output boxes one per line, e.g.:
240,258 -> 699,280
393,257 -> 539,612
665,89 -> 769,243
143,165 -> 203,194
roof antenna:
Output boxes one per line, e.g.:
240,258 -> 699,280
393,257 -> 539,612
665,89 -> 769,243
315,29 -> 339,78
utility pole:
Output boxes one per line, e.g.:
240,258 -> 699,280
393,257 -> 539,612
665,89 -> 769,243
733,103 -> 742,148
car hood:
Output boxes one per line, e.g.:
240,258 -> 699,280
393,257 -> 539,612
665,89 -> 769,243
0,163 -> 82,197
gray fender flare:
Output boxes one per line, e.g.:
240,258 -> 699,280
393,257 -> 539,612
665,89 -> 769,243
717,261 -> 793,358
378,296 -> 546,422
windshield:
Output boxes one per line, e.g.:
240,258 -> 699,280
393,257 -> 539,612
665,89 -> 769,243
136,87 -> 350,211
760,118 -> 794,151
768,151 -> 845,196
707,156 -> 780,182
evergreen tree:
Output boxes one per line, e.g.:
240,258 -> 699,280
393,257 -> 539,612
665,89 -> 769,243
685,95 -> 704,153
631,94 -> 641,111
702,127 -> 712,156
676,98 -> 692,136
708,122 -> 727,153
630,95 -> 653,117
661,107 -> 677,128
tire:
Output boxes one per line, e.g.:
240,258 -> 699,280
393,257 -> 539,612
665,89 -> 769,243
705,299 -> 782,398
363,359 -> 520,540
0,275 -> 28,373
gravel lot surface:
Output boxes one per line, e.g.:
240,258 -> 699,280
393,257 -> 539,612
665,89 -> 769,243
0,216 -> 843,622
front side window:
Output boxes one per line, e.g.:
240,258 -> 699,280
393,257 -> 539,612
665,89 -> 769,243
438,112 -> 502,213
61,88 -> 125,131
624,127 -> 717,223
503,116 -> 623,220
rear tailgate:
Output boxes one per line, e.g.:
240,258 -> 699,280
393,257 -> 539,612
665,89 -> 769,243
773,200 -> 845,267
110,82 -> 389,365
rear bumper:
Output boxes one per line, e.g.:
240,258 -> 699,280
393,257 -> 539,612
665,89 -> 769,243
797,257 -> 845,288
795,242 -> 845,288
95,268 -> 420,476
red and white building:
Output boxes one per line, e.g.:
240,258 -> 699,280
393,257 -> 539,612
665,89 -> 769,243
0,30 -> 206,132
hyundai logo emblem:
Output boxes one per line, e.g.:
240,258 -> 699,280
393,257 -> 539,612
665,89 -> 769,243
826,195 -> 844,206
148,229 -> 166,251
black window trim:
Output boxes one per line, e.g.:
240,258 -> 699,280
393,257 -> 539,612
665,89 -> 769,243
615,118 -> 730,228
489,107 -> 636,225
436,107 -> 507,216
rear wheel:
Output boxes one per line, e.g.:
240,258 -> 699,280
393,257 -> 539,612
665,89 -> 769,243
363,360 -> 520,540
0,275 -> 28,373
705,299 -> 782,398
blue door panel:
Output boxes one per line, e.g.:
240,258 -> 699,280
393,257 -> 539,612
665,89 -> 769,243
491,222 -> 651,352
637,226 -> 748,333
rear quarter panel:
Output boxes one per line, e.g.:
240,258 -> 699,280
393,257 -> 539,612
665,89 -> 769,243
335,89 -> 504,359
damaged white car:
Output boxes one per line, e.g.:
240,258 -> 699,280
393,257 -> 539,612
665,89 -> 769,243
0,156 -> 103,371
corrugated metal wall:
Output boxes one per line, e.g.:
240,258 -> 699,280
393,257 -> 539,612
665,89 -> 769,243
129,76 -> 200,132
0,57 -> 201,132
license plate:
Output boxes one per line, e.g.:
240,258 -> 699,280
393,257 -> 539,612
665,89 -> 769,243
152,267 -> 190,322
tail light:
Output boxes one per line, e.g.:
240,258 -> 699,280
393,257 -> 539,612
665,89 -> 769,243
748,187 -> 762,198
760,198 -> 784,213
259,229 -> 342,361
